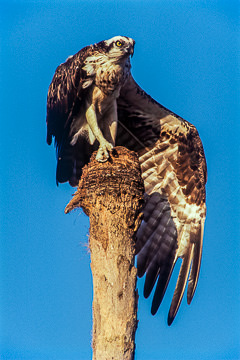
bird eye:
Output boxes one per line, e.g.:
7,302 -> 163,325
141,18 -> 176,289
116,40 -> 123,47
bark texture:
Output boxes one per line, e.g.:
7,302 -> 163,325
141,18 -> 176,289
65,146 -> 144,360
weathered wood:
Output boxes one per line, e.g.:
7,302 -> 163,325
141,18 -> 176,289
65,146 -> 144,360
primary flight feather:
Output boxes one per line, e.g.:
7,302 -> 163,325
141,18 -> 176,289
46,36 -> 207,325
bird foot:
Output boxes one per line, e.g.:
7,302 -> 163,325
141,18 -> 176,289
95,140 -> 113,162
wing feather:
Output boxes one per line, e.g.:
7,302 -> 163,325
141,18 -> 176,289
151,262 -> 175,315
187,218 -> 204,304
168,241 -> 194,325
46,45 -> 95,184
117,75 -> 207,324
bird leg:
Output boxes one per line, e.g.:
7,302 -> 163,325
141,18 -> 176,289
85,104 -> 113,162
101,102 -> 118,145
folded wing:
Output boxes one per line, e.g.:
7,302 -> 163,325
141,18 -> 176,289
46,45 -> 95,185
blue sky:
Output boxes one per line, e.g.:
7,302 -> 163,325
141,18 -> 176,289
1,1 -> 239,359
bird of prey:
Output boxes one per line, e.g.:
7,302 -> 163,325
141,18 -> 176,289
46,36 -> 207,325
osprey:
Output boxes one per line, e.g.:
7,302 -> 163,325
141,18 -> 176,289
46,36 -> 207,325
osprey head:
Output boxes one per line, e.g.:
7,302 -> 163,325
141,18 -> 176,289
96,36 -> 135,60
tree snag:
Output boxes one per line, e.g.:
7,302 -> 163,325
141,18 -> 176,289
65,146 -> 144,360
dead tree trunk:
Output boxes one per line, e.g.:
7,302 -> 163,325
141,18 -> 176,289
65,146 -> 144,360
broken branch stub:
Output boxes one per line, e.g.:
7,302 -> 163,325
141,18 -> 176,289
65,146 -> 144,360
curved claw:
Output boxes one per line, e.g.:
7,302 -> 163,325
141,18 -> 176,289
95,140 -> 113,162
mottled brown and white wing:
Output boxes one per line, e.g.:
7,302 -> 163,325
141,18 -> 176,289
117,75 -> 207,324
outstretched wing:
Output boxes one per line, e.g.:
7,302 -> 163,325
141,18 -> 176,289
116,75 -> 207,325
46,45 -> 95,185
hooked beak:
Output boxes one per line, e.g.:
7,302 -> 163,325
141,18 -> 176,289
131,40 -> 135,57
128,44 -> 135,57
